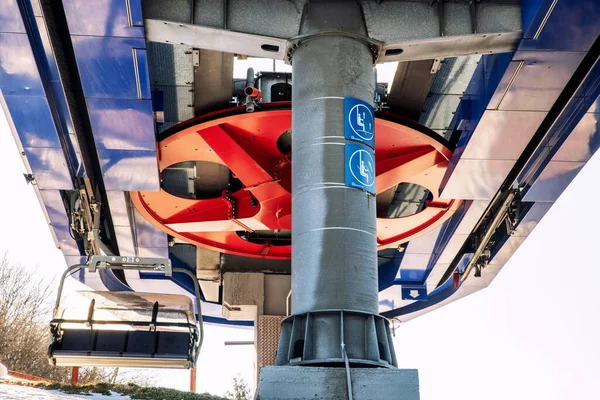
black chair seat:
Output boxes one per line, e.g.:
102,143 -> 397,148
52,329 -> 192,359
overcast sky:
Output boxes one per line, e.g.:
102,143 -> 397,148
2,81 -> 599,398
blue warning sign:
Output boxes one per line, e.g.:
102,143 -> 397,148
401,286 -> 427,301
344,97 -> 375,148
345,142 -> 376,195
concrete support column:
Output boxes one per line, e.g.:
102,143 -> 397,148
291,35 -> 378,315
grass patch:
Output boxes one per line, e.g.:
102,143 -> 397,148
1,380 -> 229,400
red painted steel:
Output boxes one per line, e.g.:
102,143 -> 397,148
190,368 -> 196,393
131,106 -> 461,259
71,366 -> 79,385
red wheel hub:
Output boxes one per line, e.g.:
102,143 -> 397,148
130,104 -> 461,260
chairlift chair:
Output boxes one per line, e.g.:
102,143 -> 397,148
48,256 -> 203,369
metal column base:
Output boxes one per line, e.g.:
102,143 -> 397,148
259,366 -> 419,400
275,310 -> 397,368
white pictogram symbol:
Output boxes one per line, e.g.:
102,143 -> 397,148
349,149 -> 374,187
349,104 -> 374,141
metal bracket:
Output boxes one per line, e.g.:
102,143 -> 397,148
285,31 -> 381,64
430,58 -> 444,74
23,173 -> 36,185
88,255 -> 173,276
191,49 -> 200,66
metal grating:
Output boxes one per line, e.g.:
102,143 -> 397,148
147,42 -> 195,132
257,315 -> 285,373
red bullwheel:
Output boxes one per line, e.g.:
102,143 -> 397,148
130,104 -> 461,260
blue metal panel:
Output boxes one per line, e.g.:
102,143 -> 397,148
97,148 -> 159,191
0,5 -> 77,193
24,147 -> 73,189
401,287 -> 427,301
48,80 -> 74,135
39,189 -> 69,227
0,0 -> 26,33
489,236 -> 528,266
63,4 -> 159,196
105,191 -> 131,227
129,1 -> 144,27
378,251 -> 403,291
99,269 -> 132,292
441,128 -> 471,185
72,36 -> 148,99
425,263 -> 450,289
398,226 -> 446,285
0,0 -> 81,271
499,51 -> 586,112
62,0 -> 145,38
426,202 -> 471,265
520,0 -> 548,35
133,208 -> 168,249
106,191 -> 137,256
523,161 -> 585,202
114,226 -> 136,255
454,201 -> 490,235
3,95 -> 61,148
137,247 -> 169,258
519,75 -> 600,194
396,254 -> 430,282
378,286 -> 413,314
87,98 -> 155,150
520,0 -> 600,52
64,255 -> 87,267
405,226 -> 442,255
140,254 -> 201,301
134,49 -> 151,100
441,53 -> 514,197
436,235 -> 468,264
440,158 -> 515,200
385,0 -> 600,321
382,282 -> 459,319
513,202 -> 553,237
30,13 -> 82,176
0,33 -> 44,96
487,61 -> 521,110
455,253 -> 474,274
442,109 -> 545,199
53,225 -> 81,256
34,17 -> 60,82
481,54 -> 514,104
203,316 -> 253,327
461,111 -> 545,160
552,112 -> 600,162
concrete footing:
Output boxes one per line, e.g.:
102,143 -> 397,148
259,366 -> 419,400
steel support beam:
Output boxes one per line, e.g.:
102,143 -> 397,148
143,1 -> 522,63
144,19 -> 288,60
144,20 -> 520,64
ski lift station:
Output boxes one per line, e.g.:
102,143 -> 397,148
1,0 -> 599,398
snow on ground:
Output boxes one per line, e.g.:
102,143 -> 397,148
0,384 -> 131,399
